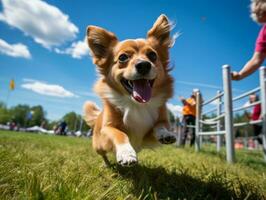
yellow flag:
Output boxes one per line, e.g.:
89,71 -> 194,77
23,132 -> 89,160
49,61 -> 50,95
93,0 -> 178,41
9,79 -> 15,90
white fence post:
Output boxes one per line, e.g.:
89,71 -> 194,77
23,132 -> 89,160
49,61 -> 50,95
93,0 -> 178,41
216,90 -> 222,152
260,67 -> 266,161
176,117 -> 182,146
195,92 -> 201,152
199,126 -> 203,147
222,65 -> 235,163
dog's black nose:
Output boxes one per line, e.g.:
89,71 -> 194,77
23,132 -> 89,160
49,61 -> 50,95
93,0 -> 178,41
135,61 -> 151,75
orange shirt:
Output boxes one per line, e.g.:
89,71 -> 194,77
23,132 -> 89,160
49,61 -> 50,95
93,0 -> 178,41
182,97 -> 196,116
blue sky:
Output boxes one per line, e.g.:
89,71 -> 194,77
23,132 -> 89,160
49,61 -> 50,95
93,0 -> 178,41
0,0 -> 262,120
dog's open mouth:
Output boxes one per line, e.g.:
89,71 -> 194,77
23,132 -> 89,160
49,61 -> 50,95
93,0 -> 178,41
121,78 -> 155,103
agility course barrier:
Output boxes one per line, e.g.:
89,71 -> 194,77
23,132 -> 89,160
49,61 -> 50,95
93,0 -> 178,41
195,65 -> 266,163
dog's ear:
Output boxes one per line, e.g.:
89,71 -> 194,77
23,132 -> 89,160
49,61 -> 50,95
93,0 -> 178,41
147,14 -> 172,48
87,26 -> 118,68
147,15 -> 172,70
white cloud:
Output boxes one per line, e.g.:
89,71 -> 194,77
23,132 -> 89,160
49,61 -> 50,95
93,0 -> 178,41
0,38 -> 31,59
21,79 -> 78,98
55,39 -> 89,59
0,0 -> 78,49
167,103 -> 183,117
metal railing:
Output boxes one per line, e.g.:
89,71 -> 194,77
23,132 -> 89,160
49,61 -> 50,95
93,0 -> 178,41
195,65 -> 266,163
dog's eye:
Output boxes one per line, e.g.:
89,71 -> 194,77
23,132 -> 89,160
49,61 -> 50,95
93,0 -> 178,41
147,51 -> 157,62
118,54 -> 129,63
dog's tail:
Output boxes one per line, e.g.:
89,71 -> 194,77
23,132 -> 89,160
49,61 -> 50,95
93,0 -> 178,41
83,101 -> 101,127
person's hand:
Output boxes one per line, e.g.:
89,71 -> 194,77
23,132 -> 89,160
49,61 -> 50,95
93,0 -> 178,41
179,96 -> 185,101
179,96 -> 187,105
231,71 -> 242,81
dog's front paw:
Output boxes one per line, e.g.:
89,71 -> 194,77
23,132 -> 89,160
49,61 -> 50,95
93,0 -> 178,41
156,128 -> 176,144
116,143 -> 138,167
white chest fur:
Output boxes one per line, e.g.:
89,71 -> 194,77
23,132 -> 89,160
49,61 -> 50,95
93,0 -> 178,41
123,102 -> 158,136
102,87 -> 163,149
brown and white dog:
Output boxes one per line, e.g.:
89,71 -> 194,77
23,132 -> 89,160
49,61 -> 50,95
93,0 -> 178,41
84,15 -> 176,166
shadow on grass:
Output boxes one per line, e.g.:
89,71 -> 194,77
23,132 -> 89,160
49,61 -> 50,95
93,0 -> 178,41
113,164 -> 264,200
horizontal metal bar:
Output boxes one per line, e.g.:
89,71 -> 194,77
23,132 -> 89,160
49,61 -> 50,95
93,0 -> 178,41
202,107 -> 217,115
203,113 -> 225,123
233,101 -> 260,113
198,130 -> 226,136
200,120 -> 219,125
234,120 -> 262,127
232,87 -> 260,102
235,136 -> 261,139
186,125 -> 195,128
202,92 -> 224,106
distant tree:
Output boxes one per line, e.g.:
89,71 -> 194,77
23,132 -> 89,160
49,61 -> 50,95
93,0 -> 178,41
0,102 -> 91,132
233,112 -> 252,137
0,102 -> 5,109
63,112 -> 78,131
201,111 -> 252,137
46,120 -> 59,130
9,104 -> 31,127
0,102 -> 11,124
62,111 -> 90,133
81,120 -> 90,132
201,113 -> 217,132
28,105 -> 46,127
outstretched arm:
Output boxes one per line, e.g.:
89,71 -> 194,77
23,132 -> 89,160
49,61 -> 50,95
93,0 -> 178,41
232,51 -> 266,80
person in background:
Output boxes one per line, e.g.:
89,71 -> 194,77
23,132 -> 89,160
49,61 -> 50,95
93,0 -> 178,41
248,94 -> 263,145
60,121 -> 67,136
232,0 -> 266,80
179,89 -> 199,146
56,121 -> 67,136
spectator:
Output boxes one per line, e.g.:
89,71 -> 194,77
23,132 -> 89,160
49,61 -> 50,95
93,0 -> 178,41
59,121 -> 67,136
179,89 -> 199,146
248,94 -> 262,145
232,0 -> 266,80
54,121 -> 68,136
9,121 -> 16,131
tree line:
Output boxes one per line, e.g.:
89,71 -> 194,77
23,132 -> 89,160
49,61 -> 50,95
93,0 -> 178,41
0,102 -> 90,132
0,101 -> 252,137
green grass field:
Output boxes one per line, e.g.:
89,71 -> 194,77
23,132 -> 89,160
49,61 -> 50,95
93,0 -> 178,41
0,131 -> 265,200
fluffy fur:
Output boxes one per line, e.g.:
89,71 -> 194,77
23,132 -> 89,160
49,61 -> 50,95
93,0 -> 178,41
84,15 -> 176,166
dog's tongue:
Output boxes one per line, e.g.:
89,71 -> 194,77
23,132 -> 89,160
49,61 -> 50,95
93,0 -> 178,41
132,79 -> 151,103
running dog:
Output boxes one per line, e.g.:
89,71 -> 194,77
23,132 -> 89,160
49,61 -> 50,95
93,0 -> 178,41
84,14 -> 176,166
